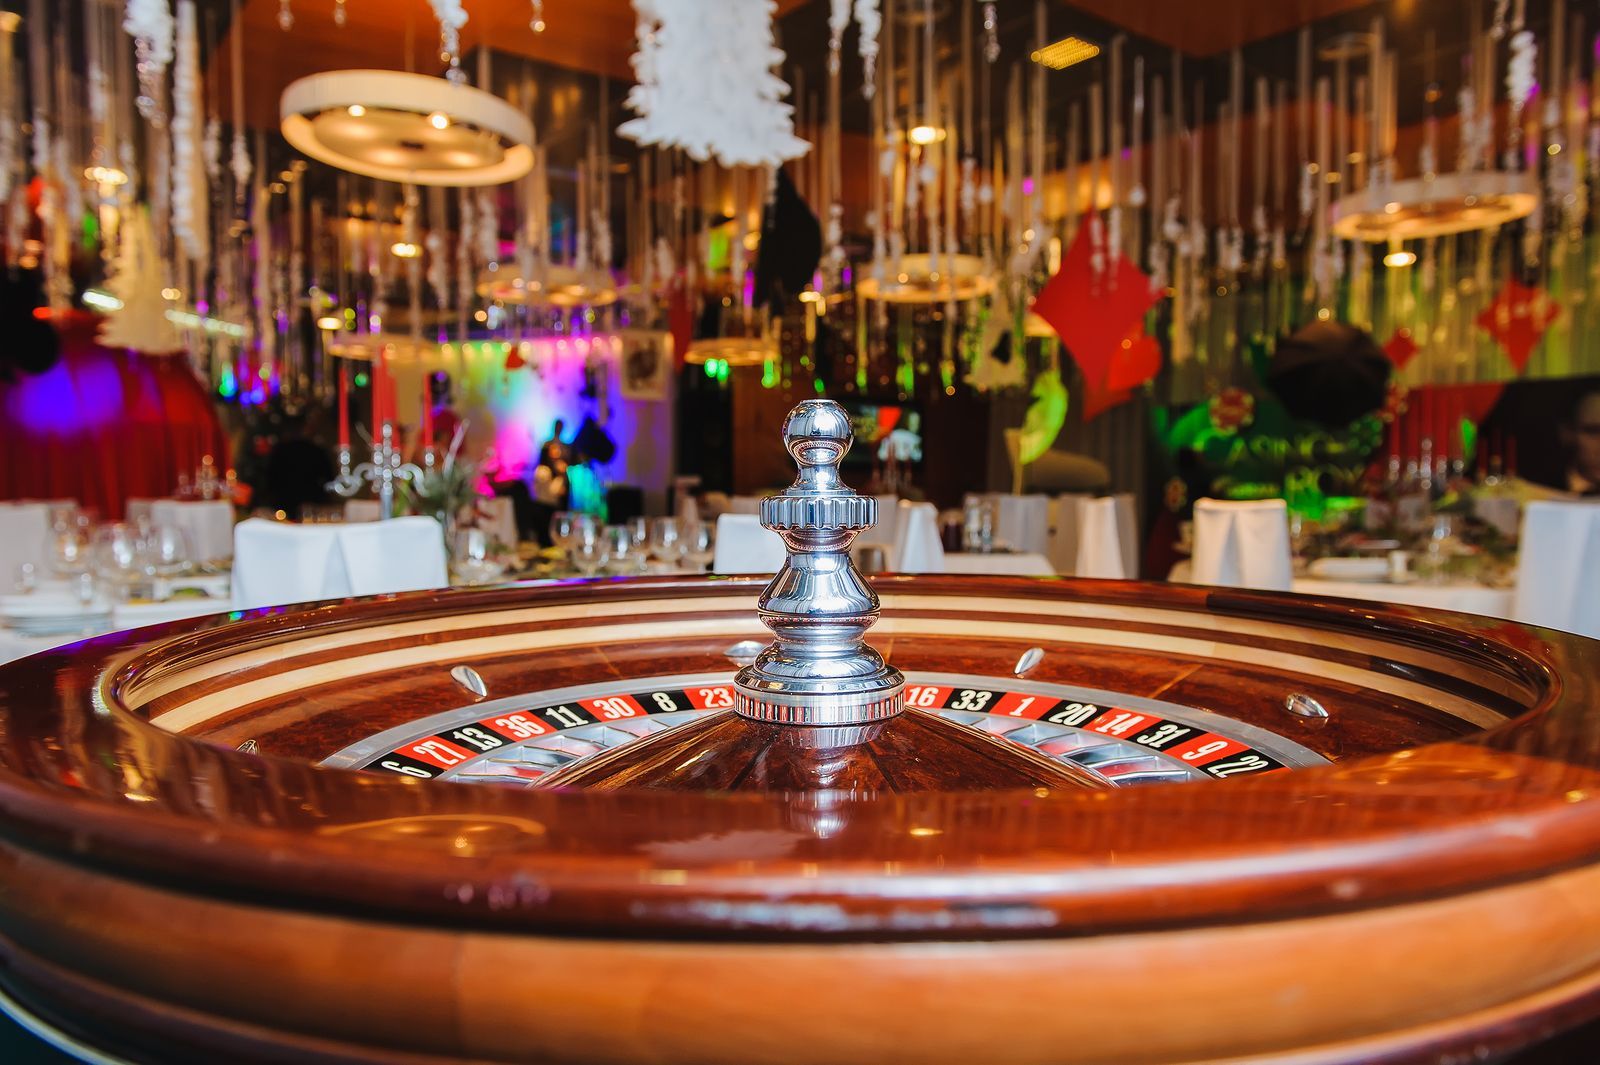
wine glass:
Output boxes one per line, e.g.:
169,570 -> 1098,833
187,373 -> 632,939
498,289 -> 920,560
649,517 -> 683,569
452,527 -> 504,586
602,525 -> 637,576
569,521 -> 608,577
12,562 -> 36,594
548,511 -> 577,553
91,523 -> 150,600
681,519 -> 715,572
144,525 -> 195,580
45,521 -> 91,579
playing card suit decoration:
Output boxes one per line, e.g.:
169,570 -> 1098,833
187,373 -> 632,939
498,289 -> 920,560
1080,376 -> 1135,421
504,344 -> 527,371
1382,328 -> 1419,372
1106,326 -> 1163,392
1475,279 -> 1559,374
1208,387 -> 1256,435
1031,211 -> 1160,391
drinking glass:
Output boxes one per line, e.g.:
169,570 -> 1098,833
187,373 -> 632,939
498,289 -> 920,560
548,511 -> 577,552
13,562 -> 36,595
144,524 -> 195,580
45,522 -> 91,578
602,525 -> 637,576
681,519 -> 715,572
91,523 -> 149,599
570,522 -> 608,577
649,517 -> 683,567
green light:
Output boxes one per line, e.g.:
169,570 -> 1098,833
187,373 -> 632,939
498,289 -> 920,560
716,360 -> 730,383
704,360 -> 717,379
258,365 -> 272,382
761,359 -> 777,388
814,378 -> 826,395
354,371 -> 370,387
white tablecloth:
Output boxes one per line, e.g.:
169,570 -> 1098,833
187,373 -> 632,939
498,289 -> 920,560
711,514 -> 785,574
943,552 -> 1056,576
1292,578 -> 1513,619
232,516 -> 448,609
0,596 -> 235,666
1169,561 -> 1513,619
127,498 -> 235,562
0,502 -> 51,589
1513,500 -> 1600,638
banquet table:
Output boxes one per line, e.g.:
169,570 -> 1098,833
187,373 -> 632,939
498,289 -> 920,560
0,596 -> 235,667
942,551 -> 1056,577
1167,560 -> 1513,619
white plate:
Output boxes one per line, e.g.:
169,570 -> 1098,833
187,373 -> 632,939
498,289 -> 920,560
1307,557 -> 1391,583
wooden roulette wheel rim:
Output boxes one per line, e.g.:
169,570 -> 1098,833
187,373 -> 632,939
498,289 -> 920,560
0,573 -> 1598,1064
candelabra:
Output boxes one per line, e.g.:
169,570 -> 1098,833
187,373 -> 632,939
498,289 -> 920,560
326,424 -> 423,520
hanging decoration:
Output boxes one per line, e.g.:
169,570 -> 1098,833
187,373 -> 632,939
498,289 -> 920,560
618,0 -> 810,168
170,0 -> 207,261
429,0 -> 470,84
123,0 -> 175,124
1475,280 -> 1560,374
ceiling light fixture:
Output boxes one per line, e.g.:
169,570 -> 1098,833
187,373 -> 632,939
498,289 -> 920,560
280,70 -> 534,187
1030,36 -> 1101,70
390,241 -> 421,259
1383,249 -> 1417,268
907,125 -> 945,146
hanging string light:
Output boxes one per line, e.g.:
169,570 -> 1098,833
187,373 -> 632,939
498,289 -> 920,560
429,0 -> 469,84
334,0 -> 347,28
530,0 -> 545,33
277,0 -> 293,31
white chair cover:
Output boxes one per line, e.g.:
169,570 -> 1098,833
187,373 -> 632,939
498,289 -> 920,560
1076,497 -> 1132,579
711,514 -> 786,574
1190,498 -> 1293,591
1114,493 -> 1140,578
892,501 -> 945,573
1046,494 -> 1093,577
1513,500 -> 1600,638
942,552 -> 1055,576
855,495 -> 901,550
0,502 -> 50,588
232,516 -> 447,609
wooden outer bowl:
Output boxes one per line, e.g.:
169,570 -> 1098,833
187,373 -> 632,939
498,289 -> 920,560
1,575 -> 1598,1064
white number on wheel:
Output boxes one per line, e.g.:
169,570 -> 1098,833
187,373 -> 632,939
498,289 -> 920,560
650,691 -> 679,712
904,686 -> 940,707
1006,696 -> 1037,717
493,713 -> 547,739
1208,754 -> 1272,777
699,687 -> 734,708
1135,724 -> 1191,748
1180,740 -> 1230,762
450,726 -> 503,751
950,690 -> 992,711
544,705 -> 587,729
1047,702 -> 1100,727
592,697 -> 637,719
379,760 -> 432,778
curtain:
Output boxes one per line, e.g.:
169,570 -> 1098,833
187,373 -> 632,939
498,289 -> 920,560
0,312 -> 229,519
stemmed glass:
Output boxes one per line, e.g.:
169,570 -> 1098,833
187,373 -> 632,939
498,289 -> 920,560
602,525 -> 637,576
45,521 -> 92,579
681,519 -> 715,573
144,524 -> 195,580
649,517 -> 684,570
569,520 -> 608,577
91,523 -> 150,600
548,511 -> 578,553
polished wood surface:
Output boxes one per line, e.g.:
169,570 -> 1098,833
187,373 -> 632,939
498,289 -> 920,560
540,708 -> 1107,791
1,575 -> 1599,1061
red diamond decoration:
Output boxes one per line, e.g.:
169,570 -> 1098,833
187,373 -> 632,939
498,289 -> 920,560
1105,325 -> 1163,391
1475,280 -> 1559,374
1383,328 -> 1419,371
1031,211 -> 1159,389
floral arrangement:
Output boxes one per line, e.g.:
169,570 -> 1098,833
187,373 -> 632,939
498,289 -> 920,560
400,423 -> 476,538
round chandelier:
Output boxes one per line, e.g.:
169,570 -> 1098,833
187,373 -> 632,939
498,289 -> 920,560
854,253 -> 996,304
1330,171 -> 1538,243
477,265 -> 619,309
280,70 -> 535,187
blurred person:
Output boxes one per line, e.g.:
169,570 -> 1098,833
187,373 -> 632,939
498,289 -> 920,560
1562,388 -> 1600,496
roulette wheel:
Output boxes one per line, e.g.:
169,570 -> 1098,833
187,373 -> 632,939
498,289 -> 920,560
2,401 -> 1600,1065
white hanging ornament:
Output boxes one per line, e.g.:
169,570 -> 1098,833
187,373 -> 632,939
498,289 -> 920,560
530,0 -> 545,32
429,0 -> 470,85
203,116 -> 221,179
854,0 -> 880,96
230,129 -> 251,189
277,0 -> 292,30
982,2 -> 999,63
619,0 -> 810,169
334,0 -> 347,27
123,0 -> 175,124
171,0 -> 208,260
